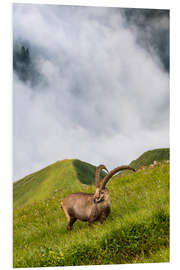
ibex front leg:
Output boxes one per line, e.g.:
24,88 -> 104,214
99,207 -> 110,224
88,205 -> 98,226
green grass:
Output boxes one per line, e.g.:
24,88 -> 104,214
13,159 -> 106,209
13,158 -> 169,267
130,148 -> 170,169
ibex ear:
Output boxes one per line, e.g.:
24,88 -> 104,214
94,188 -> 101,203
94,188 -> 100,197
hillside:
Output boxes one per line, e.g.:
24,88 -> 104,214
13,159 -> 106,209
13,156 -> 169,267
130,148 -> 169,169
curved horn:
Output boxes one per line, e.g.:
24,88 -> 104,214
100,165 -> 136,189
95,164 -> 109,188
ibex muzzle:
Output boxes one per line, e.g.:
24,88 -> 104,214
61,164 -> 136,230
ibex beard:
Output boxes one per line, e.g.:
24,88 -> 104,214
61,165 -> 135,230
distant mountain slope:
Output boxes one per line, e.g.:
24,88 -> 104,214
130,148 -> 169,169
13,159 -> 106,208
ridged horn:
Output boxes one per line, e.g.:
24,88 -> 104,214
95,164 -> 109,188
100,165 -> 136,189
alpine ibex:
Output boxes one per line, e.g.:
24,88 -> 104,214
61,164 -> 136,230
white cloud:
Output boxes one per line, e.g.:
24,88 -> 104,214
13,4 -> 169,180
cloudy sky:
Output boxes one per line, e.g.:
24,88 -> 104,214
13,4 -> 169,181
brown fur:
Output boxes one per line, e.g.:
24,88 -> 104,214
61,164 -> 135,230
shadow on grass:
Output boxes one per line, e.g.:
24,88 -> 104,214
73,159 -> 106,185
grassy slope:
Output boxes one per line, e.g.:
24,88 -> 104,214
130,148 -> 170,169
13,159 -> 106,209
13,159 -> 169,267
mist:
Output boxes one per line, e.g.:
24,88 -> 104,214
13,4 -> 169,181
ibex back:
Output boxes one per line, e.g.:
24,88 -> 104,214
61,164 -> 135,230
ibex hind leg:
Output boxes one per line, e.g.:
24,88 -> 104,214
67,217 -> 77,230
61,202 -> 76,230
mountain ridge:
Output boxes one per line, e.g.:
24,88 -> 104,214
13,159 -> 106,208
130,148 -> 169,169
13,148 -> 169,209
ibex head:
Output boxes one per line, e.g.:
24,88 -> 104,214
94,187 -> 109,203
94,165 -> 136,203
93,164 -> 109,203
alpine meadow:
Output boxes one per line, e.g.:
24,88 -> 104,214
13,148 -> 170,267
